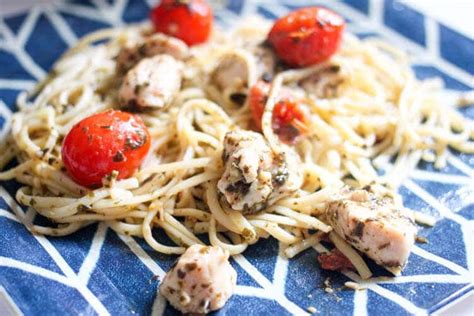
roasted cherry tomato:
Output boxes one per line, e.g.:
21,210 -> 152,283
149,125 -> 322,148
150,0 -> 213,46
268,7 -> 345,67
317,249 -> 354,271
249,80 -> 308,144
62,110 -> 150,188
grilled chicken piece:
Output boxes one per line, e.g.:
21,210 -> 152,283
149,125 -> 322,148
217,130 -> 302,214
211,51 -> 249,92
325,188 -> 417,268
160,245 -> 236,314
211,44 -> 276,104
119,54 -> 183,111
116,33 -> 189,73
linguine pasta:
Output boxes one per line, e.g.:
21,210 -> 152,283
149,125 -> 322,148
0,17 -> 472,278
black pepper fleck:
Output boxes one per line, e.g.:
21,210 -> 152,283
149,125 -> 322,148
113,151 -> 125,162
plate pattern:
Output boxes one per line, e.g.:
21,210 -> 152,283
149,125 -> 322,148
0,1 -> 473,315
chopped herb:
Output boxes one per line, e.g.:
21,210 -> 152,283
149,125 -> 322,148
351,221 -> 365,239
328,65 -> 341,73
113,151 -> 125,162
105,171 -> 119,181
125,129 -> 147,150
229,92 -> 247,106
134,84 -> 143,94
184,262 -> 197,271
273,167 -> 289,186
225,181 -> 250,195
137,43 -> 147,56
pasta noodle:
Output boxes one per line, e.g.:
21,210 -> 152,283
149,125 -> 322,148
0,17 -> 472,280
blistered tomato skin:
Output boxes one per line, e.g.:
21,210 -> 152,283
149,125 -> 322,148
150,0 -> 213,46
268,7 -> 345,67
62,110 -> 150,188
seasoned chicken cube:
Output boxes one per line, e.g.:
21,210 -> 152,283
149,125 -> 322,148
270,148 -> 304,203
218,130 -> 273,213
119,54 -> 183,111
325,188 -> 417,268
160,245 -> 236,314
116,33 -> 189,73
211,51 -> 249,92
217,130 -> 302,214
211,45 -> 276,105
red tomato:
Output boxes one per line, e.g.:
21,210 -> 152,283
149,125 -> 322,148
248,81 -> 308,144
317,249 -> 354,271
248,81 -> 269,131
268,7 -> 345,67
150,0 -> 213,46
62,110 -> 150,188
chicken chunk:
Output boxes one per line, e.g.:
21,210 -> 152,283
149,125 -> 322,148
325,188 -> 417,268
218,130 -> 273,213
217,130 -> 302,214
211,44 -> 276,105
211,51 -> 249,92
160,245 -> 236,314
116,32 -> 189,73
119,54 -> 183,111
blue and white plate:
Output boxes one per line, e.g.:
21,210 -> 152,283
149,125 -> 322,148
0,0 -> 473,315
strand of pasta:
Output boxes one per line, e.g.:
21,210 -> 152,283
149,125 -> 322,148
329,232 -> 372,279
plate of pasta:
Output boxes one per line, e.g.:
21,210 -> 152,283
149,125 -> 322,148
0,0 -> 473,315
